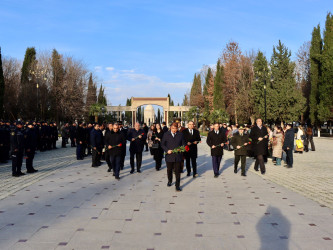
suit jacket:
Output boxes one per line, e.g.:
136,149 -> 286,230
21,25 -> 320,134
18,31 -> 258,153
162,126 -> 168,133
283,128 -> 294,150
127,128 -> 147,153
119,127 -> 128,155
231,132 -> 250,156
183,128 -> 201,158
105,130 -> 126,156
161,131 -> 185,162
206,130 -> 227,156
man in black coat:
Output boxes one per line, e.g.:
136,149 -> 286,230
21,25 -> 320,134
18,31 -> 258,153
162,122 -> 168,133
10,121 -> 25,177
90,124 -> 104,167
104,123 -> 113,172
118,121 -> 128,170
161,122 -> 185,191
69,123 -> 77,147
206,122 -> 227,178
283,123 -> 294,168
183,121 -> 201,178
24,122 -> 38,173
231,126 -> 250,176
127,122 -> 147,173
249,118 -> 268,175
105,123 -> 126,180
76,122 -> 86,160
142,123 -> 149,151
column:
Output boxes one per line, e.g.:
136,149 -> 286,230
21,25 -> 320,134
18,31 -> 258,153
132,111 -> 136,126
165,111 -> 168,126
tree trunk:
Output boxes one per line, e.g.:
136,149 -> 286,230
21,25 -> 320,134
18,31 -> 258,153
95,115 -> 98,123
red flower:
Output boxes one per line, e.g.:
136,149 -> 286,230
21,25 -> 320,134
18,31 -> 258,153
141,133 -> 144,135
185,145 -> 190,152
118,143 -> 122,147
248,142 -> 251,145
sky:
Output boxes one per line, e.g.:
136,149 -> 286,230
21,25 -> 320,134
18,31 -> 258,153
1,0 -> 332,106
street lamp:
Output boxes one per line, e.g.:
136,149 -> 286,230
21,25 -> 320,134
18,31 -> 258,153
29,66 -> 45,120
256,70 -> 268,124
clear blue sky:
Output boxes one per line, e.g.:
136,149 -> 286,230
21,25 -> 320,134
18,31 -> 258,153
1,0 -> 331,106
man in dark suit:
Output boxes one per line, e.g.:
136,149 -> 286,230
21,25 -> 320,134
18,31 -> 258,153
118,121 -> 128,170
283,123 -> 294,168
183,121 -> 201,177
249,118 -> 268,175
142,123 -> 149,151
24,122 -> 38,173
90,124 -> 104,167
105,123 -> 126,180
231,126 -> 250,176
161,122 -> 185,191
206,122 -> 227,178
127,122 -> 147,173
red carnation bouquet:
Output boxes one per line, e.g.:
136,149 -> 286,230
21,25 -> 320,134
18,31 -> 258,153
165,145 -> 190,155
234,141 -> 252,151
109,143 -> 122,148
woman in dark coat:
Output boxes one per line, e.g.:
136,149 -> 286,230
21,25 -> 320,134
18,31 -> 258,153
249,119 -> 268,174
151,123 -> 164,171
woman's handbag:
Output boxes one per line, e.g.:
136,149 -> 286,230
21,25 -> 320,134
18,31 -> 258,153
151,142 -> 159,149
296,139 -> 304,150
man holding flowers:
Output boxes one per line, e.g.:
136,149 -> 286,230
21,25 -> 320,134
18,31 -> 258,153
161,122 -> 186,192
231,126 -> 251,176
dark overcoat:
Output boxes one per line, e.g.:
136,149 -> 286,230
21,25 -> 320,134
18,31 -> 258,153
249,125 -> 268,156
206,130 -> 227,156
127,128 -> 147,153
161,131 -> 185,162
182,128 -> 201,158
283,129 -> 294,151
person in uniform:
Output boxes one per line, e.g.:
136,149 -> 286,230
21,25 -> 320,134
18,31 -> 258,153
10,121 -> 25,177
104,123 -> 113,172
183,121 -> 201,177
61,123 -> 69,148
105,123 -> 126,180
161,122 -> 185,191
51,122 -> 58,149
249,118 -> 268,175
90,124 -> 104,167
206,122 -> 227,178
231,126 -> 250,176
24,121 -> 38,173
127,122 -> 147,173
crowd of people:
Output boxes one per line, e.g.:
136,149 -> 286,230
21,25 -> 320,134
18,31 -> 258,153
0,117 -> 316,191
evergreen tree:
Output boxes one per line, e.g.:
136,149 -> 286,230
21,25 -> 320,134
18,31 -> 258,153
318,13 -> 333,122
51,49 -> 64,123
97,85 -> 107,106
309,25 -> 322,125
20,47 -> 36,84
213,59 -> 225,110
125,98 -> 132,122
190,73 -> 204,107
157,108 -> 161,123
269,40 -> 306,123
0,47 -> 5,118
86,73 -> 97,119
182,94 -> 189,106
251,51 -> 269,119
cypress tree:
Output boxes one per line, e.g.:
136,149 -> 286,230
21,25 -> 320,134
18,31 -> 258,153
97,85 -> 107,106
0,47 -> 5,118
318,13 -> 333,122
51,49 -> 64,123
269,40 -> 306,123
251,51 -> 269,119
309,25 -> 322,125
213,59 -> 225,110
86,73 -> 97,117
190,73 -> 204,107
21,47 -> 36,84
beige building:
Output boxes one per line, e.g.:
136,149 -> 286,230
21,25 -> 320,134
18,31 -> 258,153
144,104 -> 155,125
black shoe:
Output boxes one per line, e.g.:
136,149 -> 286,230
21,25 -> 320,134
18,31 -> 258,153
287,165 -> 293,168
234,169 -> 237,174
12,173 -> 20,177
137,170 -> 141,173
261,171 -> 266,175
187,172 -> 191,176
214,174 -> 219,178
130,170 -> 134,174
120,167 -> 124,170
91,165 -> 97,168
113,173 -> 115,176
18,172 -> 25,176
176,187 -> 182,192
115,176 -> 120,180
156,168 -> 160,171
27,169 -> 38,173
254,168 -> 259,171
241,173 -> 246,177
193,173 -> 198,178
107,168 -> 111,172
167,182 -> 172,187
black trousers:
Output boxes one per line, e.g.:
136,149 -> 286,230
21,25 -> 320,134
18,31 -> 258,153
166,162 -> 181,188
105,149 -> 112,168
110,154 -> 121,178
154,151 -> 163,170
62,137 -> 66,148
185,155 -> 197,175
130,152 -> 142,171
70,137 -> 76,147
120,153 -> 126,170
12,151 -> 23,174
76,143 -> 83,160
92,148 -> 101,167
254,155 -> 266,173
26,150 -> 35,171
234,155 -> 246,174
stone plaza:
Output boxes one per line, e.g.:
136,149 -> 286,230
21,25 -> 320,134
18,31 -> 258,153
0,137 -> 332,250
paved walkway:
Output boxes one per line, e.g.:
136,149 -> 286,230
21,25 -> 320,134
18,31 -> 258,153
0,139 -> 332,250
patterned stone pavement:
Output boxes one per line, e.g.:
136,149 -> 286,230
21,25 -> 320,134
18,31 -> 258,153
0,139 -> 332,250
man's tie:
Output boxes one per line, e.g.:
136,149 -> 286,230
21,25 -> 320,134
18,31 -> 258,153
190,129 -> 193,135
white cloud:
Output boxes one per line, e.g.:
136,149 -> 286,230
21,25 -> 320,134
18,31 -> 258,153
105,67 -> 115,71
120,69 -> 135,73
94,66 -> 102,72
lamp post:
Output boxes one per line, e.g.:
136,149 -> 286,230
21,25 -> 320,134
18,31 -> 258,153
264,79 -> 267,124
29,66 -> 45,120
